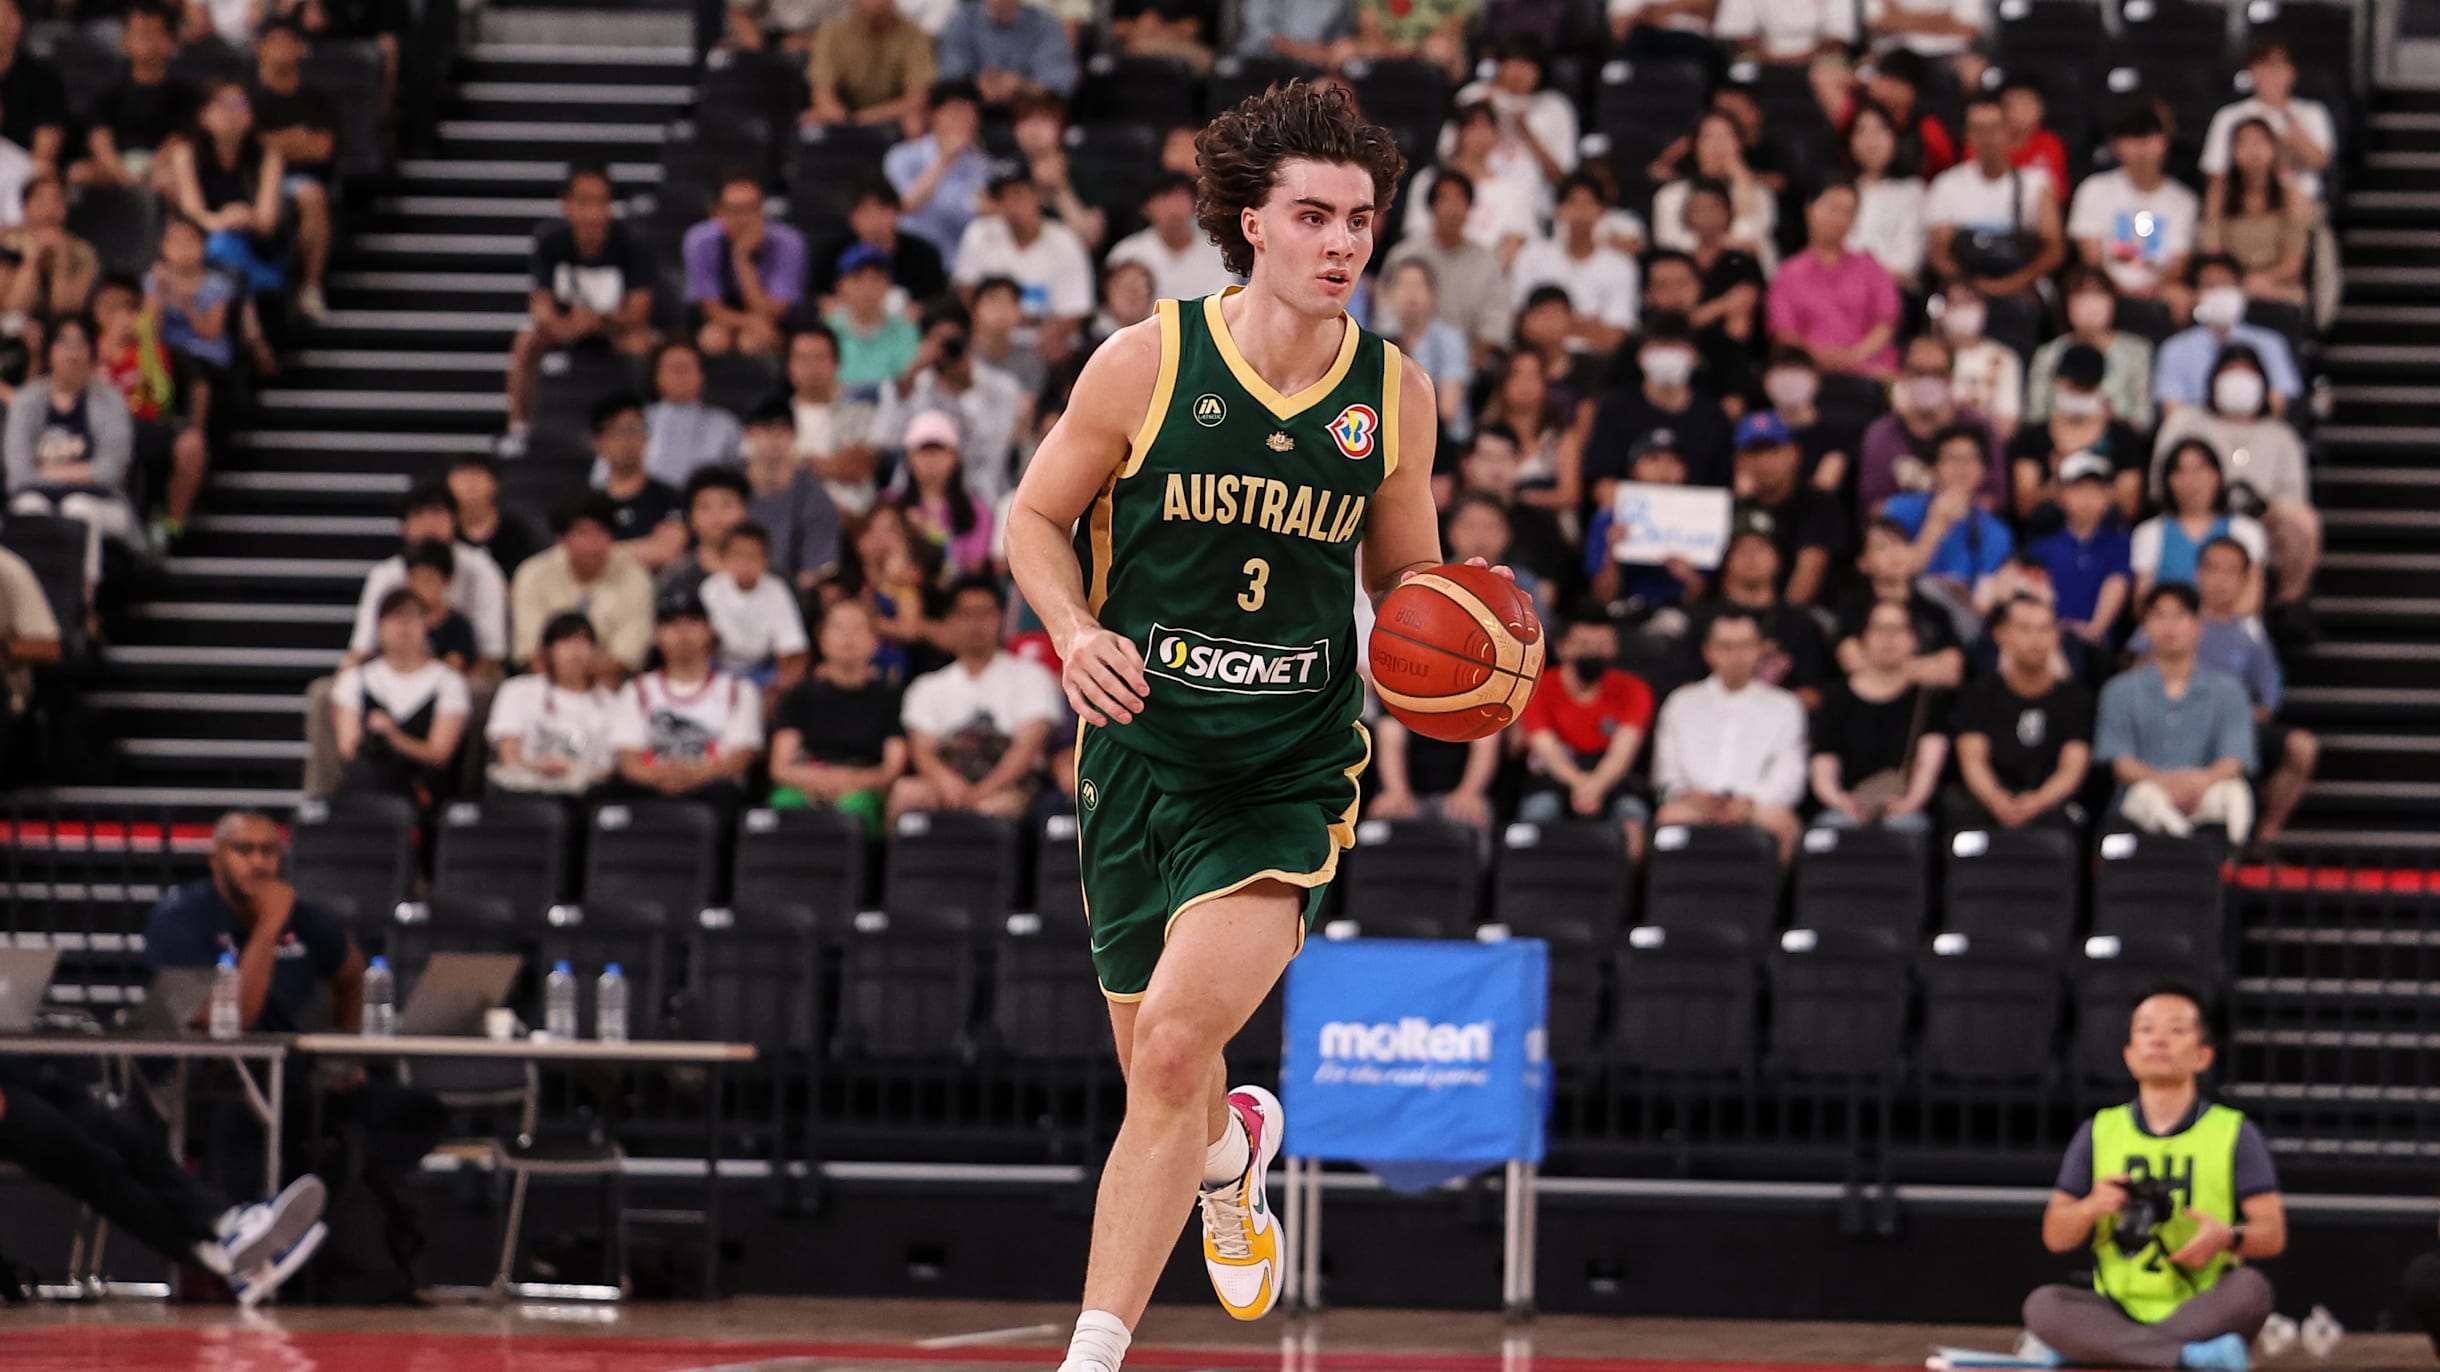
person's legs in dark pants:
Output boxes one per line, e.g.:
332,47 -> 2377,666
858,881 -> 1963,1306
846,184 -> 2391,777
2023,1268 -> 2274,1369
0,1083 -> 224,1267
313,1080 -> 448,1190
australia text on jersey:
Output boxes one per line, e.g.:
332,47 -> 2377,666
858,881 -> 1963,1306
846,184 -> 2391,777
1159,472 -> 1369,544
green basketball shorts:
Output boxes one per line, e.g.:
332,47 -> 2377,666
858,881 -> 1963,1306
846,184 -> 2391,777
1072,719 -> 1371,1001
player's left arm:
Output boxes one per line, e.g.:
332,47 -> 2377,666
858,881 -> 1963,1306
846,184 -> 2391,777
1360,354 -> 1449,602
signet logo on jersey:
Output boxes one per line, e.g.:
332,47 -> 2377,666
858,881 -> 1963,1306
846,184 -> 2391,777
1328,403 -> 1379,459
1194,393 -> 1228,427
1146,623 -> 1332,696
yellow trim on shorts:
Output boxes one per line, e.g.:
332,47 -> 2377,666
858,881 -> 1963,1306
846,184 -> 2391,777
1120,297 -> 1181,479
1379,339 -> 1403,480
1159,722 -> 1372,952
1100,984 -> 1146,1003
1202,287 -> 1360,422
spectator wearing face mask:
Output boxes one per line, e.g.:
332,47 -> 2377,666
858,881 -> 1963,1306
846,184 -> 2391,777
1517,606 -> 1656,856
1859,333 -> 2006,516
2152,347 -> 2317,618
1757,346 -> 1857,498
1937,281 -> 2023,440
2026,267 -> 2155,432
2155,255 -> 2302,417
2009,343 -> 2147,534
1584,312 -> 1734,503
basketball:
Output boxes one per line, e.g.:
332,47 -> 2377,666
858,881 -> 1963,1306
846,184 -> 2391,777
1367,564 -> 1545,742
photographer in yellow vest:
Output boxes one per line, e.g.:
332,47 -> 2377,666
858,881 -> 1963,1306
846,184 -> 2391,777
2022,987 -> 2288,1370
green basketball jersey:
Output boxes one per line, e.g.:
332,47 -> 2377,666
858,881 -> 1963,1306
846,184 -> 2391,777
1075,288 -> 1406,782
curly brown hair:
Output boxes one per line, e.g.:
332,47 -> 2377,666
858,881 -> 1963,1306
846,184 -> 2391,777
1194,81 -> 1408,279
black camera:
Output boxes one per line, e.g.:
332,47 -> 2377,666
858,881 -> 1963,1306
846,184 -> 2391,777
2113,1175 -> 2179,1256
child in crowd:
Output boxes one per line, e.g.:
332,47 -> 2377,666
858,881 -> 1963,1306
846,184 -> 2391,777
700,522 -> 809,693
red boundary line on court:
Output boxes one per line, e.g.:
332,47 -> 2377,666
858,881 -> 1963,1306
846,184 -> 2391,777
3,1326 -> 1898,1372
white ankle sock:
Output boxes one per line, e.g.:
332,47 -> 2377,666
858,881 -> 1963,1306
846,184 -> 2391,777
1201,1107 -> 1251,1189
1062,1309 -> 1131,1371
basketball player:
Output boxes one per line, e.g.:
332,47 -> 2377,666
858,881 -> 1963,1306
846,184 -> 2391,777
1007,84 -> 1500,1371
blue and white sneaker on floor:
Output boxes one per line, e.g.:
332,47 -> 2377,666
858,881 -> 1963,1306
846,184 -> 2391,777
229,1221 -> 328,1309
2180,1332 -> 2251,1371
2012,1332 -> 2065,1367
219,1175 -> 329,1277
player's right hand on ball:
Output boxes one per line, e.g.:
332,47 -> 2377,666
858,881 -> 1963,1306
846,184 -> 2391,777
1063,626 -> 1150,727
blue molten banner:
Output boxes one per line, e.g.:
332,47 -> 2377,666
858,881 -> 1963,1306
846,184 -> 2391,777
1280,938 -> 1549,1191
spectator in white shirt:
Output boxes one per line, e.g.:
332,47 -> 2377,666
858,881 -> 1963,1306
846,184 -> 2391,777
2068,106 -> 2200,311
783,323 -> 882,516
346,480 -> 508,672
332,588 -> 472,807
607,590 -> 765,818
1446,34 -> 1579,208
700,521 -> 811,691
1938,282 -> 2024,439
951,171 -> 1094,360
485,610 -> 620,799
889,575 -> 1060,820
1844,100 -> 1927,283
2200,38 -> 2336,204
1651,608 -> 1810,862
1653,111 -> 1778,267
1925,95 -> 2065,313
1718,0 -> 1854,65
1407,104 -> 1544,260
1384,169 -> 1517,355
1508,171 -> 1640,352
1863,0 -> 1984,59
1103,173 -> 1235,303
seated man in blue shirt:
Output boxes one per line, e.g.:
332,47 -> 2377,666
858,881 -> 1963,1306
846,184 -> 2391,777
1883,422 -> 2015,601
146,812 -> 445,1199
2154,254 -> 2303,417
2095,585 -> 2258,843
2028,453 -> 2133,650
2127,537 -> 2319,848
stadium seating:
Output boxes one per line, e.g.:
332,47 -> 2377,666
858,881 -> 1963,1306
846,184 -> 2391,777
1643,824 -> 1781,948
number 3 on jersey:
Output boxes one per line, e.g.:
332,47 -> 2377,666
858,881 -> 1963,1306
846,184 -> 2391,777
1237,557 -> 1270,612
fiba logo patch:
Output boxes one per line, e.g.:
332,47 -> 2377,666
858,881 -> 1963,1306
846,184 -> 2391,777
1328,403 -> 1378,459
1080,779 -> 1099,811
1193,393 -> 1227,427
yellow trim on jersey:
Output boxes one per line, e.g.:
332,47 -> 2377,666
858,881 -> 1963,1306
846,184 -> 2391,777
1086,470 -> 1119,615
1379,339 -> 1404,480
1202,287 -> 1360,422
1122,298 -> 1182,480
1160,722 -> 1372,954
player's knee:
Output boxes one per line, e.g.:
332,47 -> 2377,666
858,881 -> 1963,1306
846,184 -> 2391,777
1125,1016 -> 1215,1108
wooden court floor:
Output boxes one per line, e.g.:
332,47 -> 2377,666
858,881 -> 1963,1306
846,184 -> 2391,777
0,1299 -> 2429,1371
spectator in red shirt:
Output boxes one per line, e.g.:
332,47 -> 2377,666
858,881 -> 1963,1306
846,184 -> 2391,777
1518,607 -> 1658,858
1860,49 -> 1955,178
1999,71 -> 2069,198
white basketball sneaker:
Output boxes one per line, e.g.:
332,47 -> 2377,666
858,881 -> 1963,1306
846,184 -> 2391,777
1196,1084 -> 1285,1320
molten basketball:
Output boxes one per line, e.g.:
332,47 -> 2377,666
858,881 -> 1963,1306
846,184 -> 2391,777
1367,564 -> 1545,742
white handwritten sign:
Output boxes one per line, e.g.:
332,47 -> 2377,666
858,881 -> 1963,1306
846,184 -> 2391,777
1610,483 -> 1733,569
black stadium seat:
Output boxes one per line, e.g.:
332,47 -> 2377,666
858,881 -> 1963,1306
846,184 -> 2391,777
0,515 -> 89,658
1643,823 -> 1780,947
2092,830 -> 2226,967
580,801 -> 720,924
431,797 -> 569,927
1943,827 -> 2080,957
1492,819 -> 1631,945
884,811 -> 1021,926
1592,58 -> 1708,177
1765,929 -> 1911,1081
1918,932 -> 2065,1084
986,911 -> 1110,1060
1075,54 -> 1202,128
69,185 -> 165,278
1341,816 -> 1481,938
1034,813 -> 1085,926
1606,924 -> 1757,1077
732,805 -> 865,931
287,794 -> 418,935
1793,825 -> 1929,943
2070,932 -> 2199,1083
833,909 -> 978,1060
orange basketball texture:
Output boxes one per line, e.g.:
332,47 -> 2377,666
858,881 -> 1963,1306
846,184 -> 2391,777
1367,564 -> 1546,742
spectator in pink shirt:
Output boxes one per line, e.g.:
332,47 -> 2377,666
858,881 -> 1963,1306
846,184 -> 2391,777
1768,181 -> 1903,379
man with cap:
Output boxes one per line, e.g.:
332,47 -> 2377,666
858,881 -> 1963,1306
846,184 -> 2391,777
826,243 -> 923,388
1731,410 -> 1844,608
2008,341 -> 2147,534
950,171 -> 1095,361
741,395 -> 843,590
509,492 -> 657,681
2027,452 -> 2134,649
606,589 -> 765,820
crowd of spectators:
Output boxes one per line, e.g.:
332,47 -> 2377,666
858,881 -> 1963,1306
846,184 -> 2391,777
301,0 -> 2347,858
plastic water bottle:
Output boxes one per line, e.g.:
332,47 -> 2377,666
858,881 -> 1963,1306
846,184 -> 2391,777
362,956 -> 396,1037
2300,1304 -> 2344,1359
596,963 -> 628,1043
544,961 -> 579,1040
208,952 -> 242,1040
